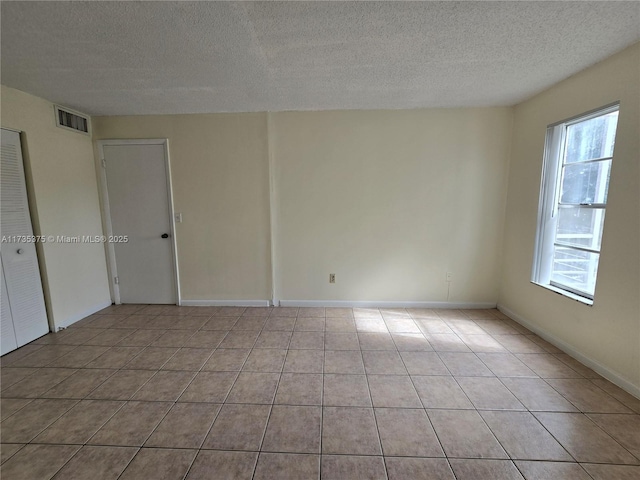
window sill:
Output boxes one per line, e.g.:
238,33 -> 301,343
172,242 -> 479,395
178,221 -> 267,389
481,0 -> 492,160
531,282 -> 594,306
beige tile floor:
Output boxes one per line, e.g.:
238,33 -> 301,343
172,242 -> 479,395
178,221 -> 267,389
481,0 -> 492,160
1,306 -> 639,479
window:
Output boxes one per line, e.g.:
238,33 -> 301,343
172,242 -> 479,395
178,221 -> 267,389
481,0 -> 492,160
532,104 -> 619,304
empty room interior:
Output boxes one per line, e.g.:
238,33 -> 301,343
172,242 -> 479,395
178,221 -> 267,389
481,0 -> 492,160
1,1 -> 639,479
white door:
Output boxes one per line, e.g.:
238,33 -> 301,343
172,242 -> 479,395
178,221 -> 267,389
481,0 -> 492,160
1,257 -> 18,354
1,129 -> 49,355
101,141 -> 177,304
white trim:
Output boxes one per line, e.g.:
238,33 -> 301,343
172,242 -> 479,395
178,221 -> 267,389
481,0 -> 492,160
266,113 -> 279,307
532,105 -> 619,301
180,300 -> 271,307
531,125 -> 561,284
1,127 -> 22,134
162,139 -> 182,305
548,101 -> 621,128
279,300 -> 497,309
54,299 -> 112,331
497,303 -> 640,399
96,142 -> 120,303
531,281 -> 593,306
96,139 -> 181,306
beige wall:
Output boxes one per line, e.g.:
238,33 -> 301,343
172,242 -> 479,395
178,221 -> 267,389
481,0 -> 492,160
271,108 -> 513,304
93,108 -> 512,306
92,113 -> 272,302
1,85 -> 111,329
499,43 -> 640,392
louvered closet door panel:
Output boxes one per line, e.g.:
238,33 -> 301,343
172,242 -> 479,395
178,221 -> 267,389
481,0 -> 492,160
1,257 -> 18,355
1,139 -> 32,237
0,129 -> 49,349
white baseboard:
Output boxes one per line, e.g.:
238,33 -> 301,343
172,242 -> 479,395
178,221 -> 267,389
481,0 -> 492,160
180,299 -> 271,307
497,303 -> 640,399
54,299 -> 113,330
279,300 -> 497,309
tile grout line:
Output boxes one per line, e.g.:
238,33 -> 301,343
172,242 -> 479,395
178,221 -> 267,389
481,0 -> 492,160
397,338 -> 457,479
362,344 -> 388,477
245,307 -> 297,479
113,447 -> 143,480
319,316 -> 326,480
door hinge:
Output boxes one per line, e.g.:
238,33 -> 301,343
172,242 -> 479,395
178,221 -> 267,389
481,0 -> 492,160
102,159 -> 106,168
114,276 -> 119,285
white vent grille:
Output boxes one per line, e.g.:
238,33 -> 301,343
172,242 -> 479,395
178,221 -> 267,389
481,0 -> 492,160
54,105 -> 90,135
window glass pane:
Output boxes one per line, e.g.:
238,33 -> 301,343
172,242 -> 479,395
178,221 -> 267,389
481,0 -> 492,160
551,247 -> 599,296
555,207 -> 605,250
559,159 -> 611,204
565,110 -> 618,164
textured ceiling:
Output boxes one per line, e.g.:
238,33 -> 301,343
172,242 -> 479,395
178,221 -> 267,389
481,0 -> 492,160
1,1 -> 639,116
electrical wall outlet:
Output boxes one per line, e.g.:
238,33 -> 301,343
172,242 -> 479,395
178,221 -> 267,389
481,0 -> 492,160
446,272 -> 453,282
329,273 -> 336,284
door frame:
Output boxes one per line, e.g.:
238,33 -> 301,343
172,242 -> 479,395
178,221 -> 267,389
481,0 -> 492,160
96,139 -> 181,305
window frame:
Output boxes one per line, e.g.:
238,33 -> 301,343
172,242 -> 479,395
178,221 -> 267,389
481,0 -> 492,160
531,103 -> 619,305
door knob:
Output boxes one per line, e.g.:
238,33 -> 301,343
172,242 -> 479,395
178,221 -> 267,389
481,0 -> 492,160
17,248 -> 24,254
161,233 -> 169,239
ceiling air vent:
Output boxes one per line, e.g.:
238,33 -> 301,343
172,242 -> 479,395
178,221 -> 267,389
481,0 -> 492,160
54,105 -> 90,135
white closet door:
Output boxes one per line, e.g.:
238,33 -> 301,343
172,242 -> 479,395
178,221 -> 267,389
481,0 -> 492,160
1,257 -> 18,355
0,129 -> 49,352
